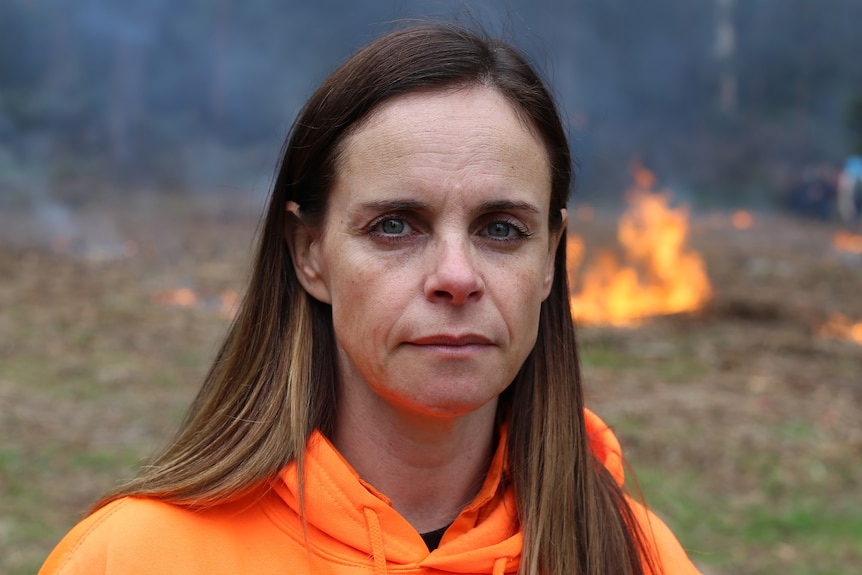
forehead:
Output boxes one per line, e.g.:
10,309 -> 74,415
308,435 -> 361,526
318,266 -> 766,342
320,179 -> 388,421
335,87 -> 551,199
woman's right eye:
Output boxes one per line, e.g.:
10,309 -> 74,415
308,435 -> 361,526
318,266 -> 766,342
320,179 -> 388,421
370,216 -> 413,237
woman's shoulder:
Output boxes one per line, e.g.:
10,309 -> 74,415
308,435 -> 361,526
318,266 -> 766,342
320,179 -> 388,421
38,495 -> 279,575
583,408 -> 626,486
625,495 -> 704,575
584,409 -> 703,574
39,498 -> 177,575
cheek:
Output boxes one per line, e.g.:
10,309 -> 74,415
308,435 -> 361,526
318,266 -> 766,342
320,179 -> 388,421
328,264 -> 404,348
507,258 -> 552,305
489,263 -> 544,340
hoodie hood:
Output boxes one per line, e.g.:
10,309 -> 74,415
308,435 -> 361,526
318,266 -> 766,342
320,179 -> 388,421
267,409 -> 626,574
270,424 -> 520,574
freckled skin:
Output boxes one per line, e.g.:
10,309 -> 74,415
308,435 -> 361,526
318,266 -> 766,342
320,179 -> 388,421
298,87 -> 566,430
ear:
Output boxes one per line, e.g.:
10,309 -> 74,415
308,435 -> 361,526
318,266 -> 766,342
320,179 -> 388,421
285,201 -> 332,304
542,208 -> 568,299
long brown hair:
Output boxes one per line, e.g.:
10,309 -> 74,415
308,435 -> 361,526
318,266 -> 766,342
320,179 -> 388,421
99,22 -> 656,575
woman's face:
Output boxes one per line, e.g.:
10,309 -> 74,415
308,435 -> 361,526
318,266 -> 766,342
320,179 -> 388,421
292,87 -> 566,421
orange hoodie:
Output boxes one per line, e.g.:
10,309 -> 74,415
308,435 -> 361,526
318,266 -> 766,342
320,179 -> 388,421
39,410 -> 702,575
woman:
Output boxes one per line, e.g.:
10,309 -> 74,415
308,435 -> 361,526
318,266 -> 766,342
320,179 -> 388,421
40,22 -> 702,575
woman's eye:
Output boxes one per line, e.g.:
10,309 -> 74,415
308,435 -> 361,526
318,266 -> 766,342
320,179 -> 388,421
375,217 -> 411,236
484,221 -> 523,239
486,222 -> 513,238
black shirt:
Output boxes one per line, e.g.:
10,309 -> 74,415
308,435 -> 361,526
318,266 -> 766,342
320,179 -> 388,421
420,524 -> 449,551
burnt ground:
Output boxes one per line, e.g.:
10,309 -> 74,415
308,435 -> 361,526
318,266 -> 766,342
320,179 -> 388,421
1,194 -> 860,574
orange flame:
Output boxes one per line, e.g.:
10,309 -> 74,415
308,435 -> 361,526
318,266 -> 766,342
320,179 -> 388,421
833,231 -> 862,254
152,288 -> 198,307
568,167 -> 711,326
219,289 -> 240,319
818,313 -> 862,345
732,210 -> 753,230
632,163 -> 657,189
152,287 -> 241,319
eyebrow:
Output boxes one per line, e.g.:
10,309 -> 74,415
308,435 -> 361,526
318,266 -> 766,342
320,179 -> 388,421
352,198 -> 543,216
478,199 -> 542,214
355,199 -> 430,212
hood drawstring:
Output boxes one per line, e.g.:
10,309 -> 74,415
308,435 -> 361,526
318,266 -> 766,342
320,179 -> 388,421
364,505 -> 507,575
363,507 -> 387,575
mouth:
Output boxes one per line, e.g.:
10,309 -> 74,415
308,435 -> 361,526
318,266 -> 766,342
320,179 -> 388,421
409,334 -> 494,347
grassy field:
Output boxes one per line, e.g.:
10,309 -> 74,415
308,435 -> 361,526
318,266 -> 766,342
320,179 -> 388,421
1,195 -> 860,574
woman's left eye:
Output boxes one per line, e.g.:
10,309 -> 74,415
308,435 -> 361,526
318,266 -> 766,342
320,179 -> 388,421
483,220 -> 527,240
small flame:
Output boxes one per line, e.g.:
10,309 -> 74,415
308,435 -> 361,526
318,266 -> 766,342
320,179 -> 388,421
632,163 -> 657,189
818,313 -> 862,345
732,210 -> 753,230
152,288 -> 198,307
833,231 -> 862,254
219,289 -> 240,319
152,287 -> 240,319
568,166 -> 711,326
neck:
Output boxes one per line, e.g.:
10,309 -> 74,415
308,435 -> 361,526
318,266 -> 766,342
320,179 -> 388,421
332,395 -> 498,533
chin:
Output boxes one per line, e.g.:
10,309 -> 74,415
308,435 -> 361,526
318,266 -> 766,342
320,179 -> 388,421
399,391 -> 501,420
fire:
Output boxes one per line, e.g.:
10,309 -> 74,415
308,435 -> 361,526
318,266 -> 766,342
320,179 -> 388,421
833,231 -> 862,254
732,210 -> 753,230
152,288 -> 198,307
219,289 -> 240,319
818,313 -> 862,345
568,166 -> 712,326
151,287 -> 240,319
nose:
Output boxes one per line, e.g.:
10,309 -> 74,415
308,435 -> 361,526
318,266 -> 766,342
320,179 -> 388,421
424,237 -> 484,305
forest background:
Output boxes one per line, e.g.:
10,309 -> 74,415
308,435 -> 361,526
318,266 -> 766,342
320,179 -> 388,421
2,0 -> 862,209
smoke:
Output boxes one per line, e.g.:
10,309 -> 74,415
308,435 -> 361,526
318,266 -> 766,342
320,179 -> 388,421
2,0 -> 862,232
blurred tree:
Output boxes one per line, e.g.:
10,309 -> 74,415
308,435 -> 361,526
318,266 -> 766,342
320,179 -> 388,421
715,0 -> 737,116
848,94 -> 862,155
1,0 -> 862,197
0,1 -> 53,136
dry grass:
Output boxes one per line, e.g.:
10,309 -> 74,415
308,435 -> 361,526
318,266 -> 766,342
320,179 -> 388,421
1,195 -> 860,574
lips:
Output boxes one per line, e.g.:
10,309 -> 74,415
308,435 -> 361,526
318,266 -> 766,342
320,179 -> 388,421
409,334 -> 494,347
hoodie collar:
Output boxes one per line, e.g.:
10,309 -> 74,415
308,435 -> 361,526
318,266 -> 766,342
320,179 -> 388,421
268,424 -> 521,573
265,409 -> 622,573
